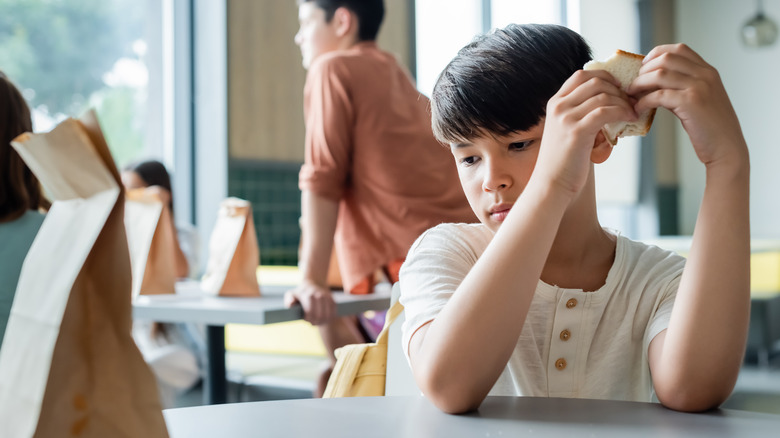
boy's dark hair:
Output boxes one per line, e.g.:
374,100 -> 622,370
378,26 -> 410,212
431,23 -> 593,144
298,0 -> 384,41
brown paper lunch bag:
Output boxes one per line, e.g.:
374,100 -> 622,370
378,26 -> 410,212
124,188 -> 177,297
200,197 -> 261,297
0,110 -> 169,437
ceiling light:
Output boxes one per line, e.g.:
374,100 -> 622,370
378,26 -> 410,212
742,0 -> 778,48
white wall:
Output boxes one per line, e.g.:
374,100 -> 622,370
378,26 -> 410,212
676,0 -> 780,237
579,0 -> 647,237
580,0 -> 642,206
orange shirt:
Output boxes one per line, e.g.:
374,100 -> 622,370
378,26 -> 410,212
299,42 -> 475,292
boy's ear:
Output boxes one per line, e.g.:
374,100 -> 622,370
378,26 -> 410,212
591,130 -> 613,164
333,7 -> 355,38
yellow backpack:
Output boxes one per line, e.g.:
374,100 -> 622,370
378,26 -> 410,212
322,300 -> 405,397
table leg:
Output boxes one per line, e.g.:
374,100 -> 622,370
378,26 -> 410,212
205,325 -> 227,404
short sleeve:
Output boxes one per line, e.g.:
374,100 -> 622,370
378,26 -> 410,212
643,258 -> 685,352
298,56 -> 355,201
398,224 -> 490,361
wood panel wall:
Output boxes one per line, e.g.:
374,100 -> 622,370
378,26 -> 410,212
646,0 -> 677,188
227,0 -> 414,162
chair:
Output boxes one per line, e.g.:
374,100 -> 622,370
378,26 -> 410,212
385,282 -> 421,396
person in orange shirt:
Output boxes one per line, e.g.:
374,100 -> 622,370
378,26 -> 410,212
286,0 -> 475,396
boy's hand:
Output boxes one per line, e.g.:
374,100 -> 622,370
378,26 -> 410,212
285,280 -> 336,325
629,44 -> 748,168
538,69 -> 638,198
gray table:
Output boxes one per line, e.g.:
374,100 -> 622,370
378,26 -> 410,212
133,280 -> 391,404
163,395 -> 780,437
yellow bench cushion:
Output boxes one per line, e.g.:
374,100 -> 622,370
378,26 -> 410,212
224,266 -> 326,357
644,237 -> 780,299
750,252 -> 780,298
226,321 -> 326,356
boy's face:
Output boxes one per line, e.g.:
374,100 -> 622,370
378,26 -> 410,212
449,120 -> 545,233
294,2 -> 341,69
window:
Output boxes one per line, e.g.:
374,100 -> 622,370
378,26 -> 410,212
414,0 -> 483,97
0,0 -> 168,168
415,0 -> 578,97
490,0 -> 569,29
2,0 -> 198,228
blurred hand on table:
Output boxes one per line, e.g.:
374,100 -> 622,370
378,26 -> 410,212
284,279 -> 336,325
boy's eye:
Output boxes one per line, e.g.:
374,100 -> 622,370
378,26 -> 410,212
459,156 -> 479,166
509,141 -> 532,151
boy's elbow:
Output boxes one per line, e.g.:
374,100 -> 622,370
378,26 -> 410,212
652,358 -> 741,412
655,380 -> 733,412
422,383 -> 485,414
415,364 -> 487,414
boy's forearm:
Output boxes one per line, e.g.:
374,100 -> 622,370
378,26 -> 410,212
299,190 -> 339,286
411,180 -> 572,413
654,149 -> 750,411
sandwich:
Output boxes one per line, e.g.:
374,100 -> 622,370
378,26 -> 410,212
583,50 -> 656,146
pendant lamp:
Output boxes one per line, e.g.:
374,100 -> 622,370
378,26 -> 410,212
741,0 -> 778,48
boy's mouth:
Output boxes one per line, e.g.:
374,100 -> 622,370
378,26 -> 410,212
489,204 -> 512,222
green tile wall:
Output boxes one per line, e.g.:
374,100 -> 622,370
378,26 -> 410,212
657,185 -> 679,236
228,160 -> 301,266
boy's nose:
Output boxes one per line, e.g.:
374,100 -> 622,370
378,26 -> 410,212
482,162 -> 511,192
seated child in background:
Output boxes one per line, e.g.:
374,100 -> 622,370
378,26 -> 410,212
399,24 -> 750,414
0,71 -> 50,350
122,159 -> 199,279
122,159 -> 203,407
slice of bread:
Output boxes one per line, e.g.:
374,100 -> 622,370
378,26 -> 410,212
583,50 -> 656,146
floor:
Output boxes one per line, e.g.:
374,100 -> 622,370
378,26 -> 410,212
172,352 -> 323,408
172,352 -> 780,415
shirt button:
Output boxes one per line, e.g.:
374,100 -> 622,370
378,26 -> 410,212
555,358 -> 567,370
560,329 -> 571,341
566,298 -> 578,309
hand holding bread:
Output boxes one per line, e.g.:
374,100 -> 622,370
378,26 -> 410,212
627,43 -> 748,168
584,50 -> 656,146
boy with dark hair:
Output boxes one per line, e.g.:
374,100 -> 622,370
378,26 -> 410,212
400,24 -> 750,414
296,0 -> 384,42
288,0 -> 475,396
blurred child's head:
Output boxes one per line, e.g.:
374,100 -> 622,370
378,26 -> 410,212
295,0 -> 384,68
298,0 -> 384,41
431,24 -> 592,145
0,71 -> 48,222
122,159 -> 174,211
